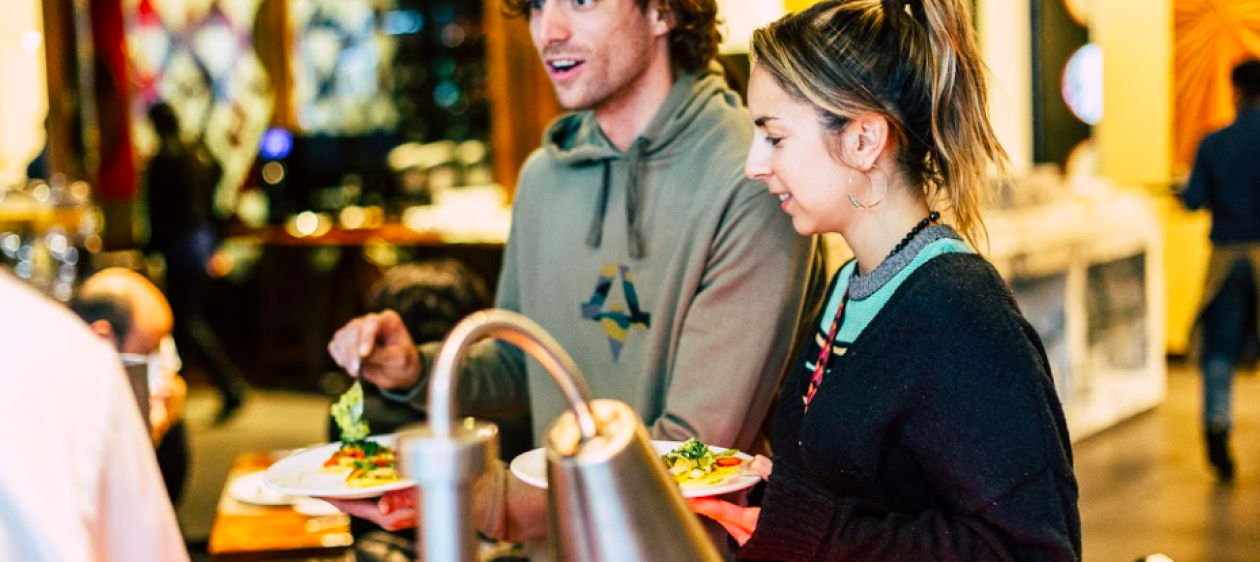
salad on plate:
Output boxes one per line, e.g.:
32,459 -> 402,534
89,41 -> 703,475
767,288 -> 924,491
661,438 -> 747,488
324,382 -> 400,488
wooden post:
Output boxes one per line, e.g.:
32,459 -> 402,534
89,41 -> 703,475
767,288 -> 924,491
257,0 -> 296,130
484,1 -> 562,200
40,0 -> 85,181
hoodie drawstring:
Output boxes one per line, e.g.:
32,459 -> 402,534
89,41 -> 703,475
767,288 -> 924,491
624,138 -> 648,259
586,138 -> 649,259
586,161 -> 612,250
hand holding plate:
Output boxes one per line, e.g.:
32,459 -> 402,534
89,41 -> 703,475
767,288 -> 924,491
687,497 -> 761,546
323,488 -> 418,531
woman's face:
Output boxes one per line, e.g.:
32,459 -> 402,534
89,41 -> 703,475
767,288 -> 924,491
745,65 -> 859,236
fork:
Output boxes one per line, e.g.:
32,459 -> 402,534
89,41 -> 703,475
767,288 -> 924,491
348,380 -> 363,420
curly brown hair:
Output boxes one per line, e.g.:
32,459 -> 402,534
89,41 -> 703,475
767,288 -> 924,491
501,0 -> 721,74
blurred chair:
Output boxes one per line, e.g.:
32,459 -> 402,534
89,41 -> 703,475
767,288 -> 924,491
327,259 -> 528,451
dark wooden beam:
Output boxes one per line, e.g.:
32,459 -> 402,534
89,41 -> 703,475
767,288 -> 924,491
484,1 -> 562,200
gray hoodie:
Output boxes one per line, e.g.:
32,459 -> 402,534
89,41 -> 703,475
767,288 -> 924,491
392,66 -> 821,544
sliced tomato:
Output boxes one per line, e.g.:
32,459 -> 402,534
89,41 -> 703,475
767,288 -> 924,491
716,457 -> 742,467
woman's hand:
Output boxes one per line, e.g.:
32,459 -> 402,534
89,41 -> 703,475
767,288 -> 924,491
685,455 -> 773,545
323,488 -> 418,531
688,498 -> 761,545
748,455 -> 773,479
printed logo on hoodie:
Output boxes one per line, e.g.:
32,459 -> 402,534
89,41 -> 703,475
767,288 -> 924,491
580,263 -> 652,361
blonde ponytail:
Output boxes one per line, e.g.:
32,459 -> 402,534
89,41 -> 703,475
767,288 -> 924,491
752,0 -> 1009,249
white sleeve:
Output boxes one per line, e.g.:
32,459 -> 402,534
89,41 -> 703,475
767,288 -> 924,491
149,335 -> 183,392
159,335 -> 182,373
94,364 -> 190,562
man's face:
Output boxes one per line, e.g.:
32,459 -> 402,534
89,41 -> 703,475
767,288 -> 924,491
528,0 -> 668,110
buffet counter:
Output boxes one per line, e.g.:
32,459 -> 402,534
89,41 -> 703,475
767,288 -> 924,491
987,187 -> 1166,441
820,184 -> 1166,442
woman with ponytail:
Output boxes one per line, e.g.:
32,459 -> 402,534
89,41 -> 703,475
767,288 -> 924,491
689,1 -> 1081,560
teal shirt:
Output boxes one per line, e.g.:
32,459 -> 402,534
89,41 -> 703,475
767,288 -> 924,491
808,238 -> 973,370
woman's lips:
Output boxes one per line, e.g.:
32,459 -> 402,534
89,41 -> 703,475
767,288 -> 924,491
778,193 -> 792,211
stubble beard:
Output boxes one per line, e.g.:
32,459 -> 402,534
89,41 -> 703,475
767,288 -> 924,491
553,63 -> 619,111
551,31 -> 656,112
560,56 -> 656,114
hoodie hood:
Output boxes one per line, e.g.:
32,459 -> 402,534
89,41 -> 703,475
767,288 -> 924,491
541,65 -> 744,258
542,64 -> 740,162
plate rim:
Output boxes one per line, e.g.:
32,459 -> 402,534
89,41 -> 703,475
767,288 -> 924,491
508,439 -> 760,498
229,470 -> 298,506
263,433 -> 416,500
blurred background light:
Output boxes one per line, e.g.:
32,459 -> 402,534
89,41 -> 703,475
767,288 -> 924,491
20,31 -> 42,54
261,161 -> 287,184
1063,43 -> 1104,126
383,10 -> 423,35
339,205 -> 367,229
259,128 -> 294,160
294,211 -> 319,236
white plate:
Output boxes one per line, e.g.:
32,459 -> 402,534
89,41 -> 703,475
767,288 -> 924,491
229,471 -> 299,506
292,498 -> 344,517
509,440 -> 760,498
263,434 -> 415,500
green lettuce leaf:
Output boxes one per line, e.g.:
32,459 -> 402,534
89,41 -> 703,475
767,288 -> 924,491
332,381 -> 370,443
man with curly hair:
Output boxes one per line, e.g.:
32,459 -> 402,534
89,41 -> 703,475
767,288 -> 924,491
326,0 -> 820,556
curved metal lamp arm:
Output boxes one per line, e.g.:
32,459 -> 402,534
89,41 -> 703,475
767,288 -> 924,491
427,310 -> 599,441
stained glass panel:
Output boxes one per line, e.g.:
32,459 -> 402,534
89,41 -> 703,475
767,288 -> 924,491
123,0 -> 274,213
290,0 -> 399,134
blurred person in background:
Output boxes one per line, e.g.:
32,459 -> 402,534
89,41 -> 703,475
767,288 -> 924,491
144,101 -> 248,424
326,259 -> 526,456
1182,58 -> 1260,482
0,271 -> 189,562
24,117 -> 51,181
324,0 -> 821,556
71,267 -> 191,503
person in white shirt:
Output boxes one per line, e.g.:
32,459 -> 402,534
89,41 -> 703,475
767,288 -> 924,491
0,272 -> 189,562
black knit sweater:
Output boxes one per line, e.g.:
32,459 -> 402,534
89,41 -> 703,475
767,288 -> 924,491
736,253 -> 1081,562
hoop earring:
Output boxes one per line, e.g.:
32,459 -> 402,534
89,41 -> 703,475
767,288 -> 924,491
847,166 -> 888,209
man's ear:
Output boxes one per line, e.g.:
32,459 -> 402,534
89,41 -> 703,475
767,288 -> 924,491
837,113 -> 890,171
88,320 -> 115,344
649,0 -> 673,36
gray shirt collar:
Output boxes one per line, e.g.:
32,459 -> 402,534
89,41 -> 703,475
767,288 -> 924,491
848,225 -> 962,301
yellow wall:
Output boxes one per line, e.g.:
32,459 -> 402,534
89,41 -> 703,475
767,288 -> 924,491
1158,199 -> 1210,354
1093,0 -> 1199,354
978,0 -> 1033,173
717,0 -> 786,53
0,0 -> 48,186
785,0 -> 816,12
1094,0 -> 1173,186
